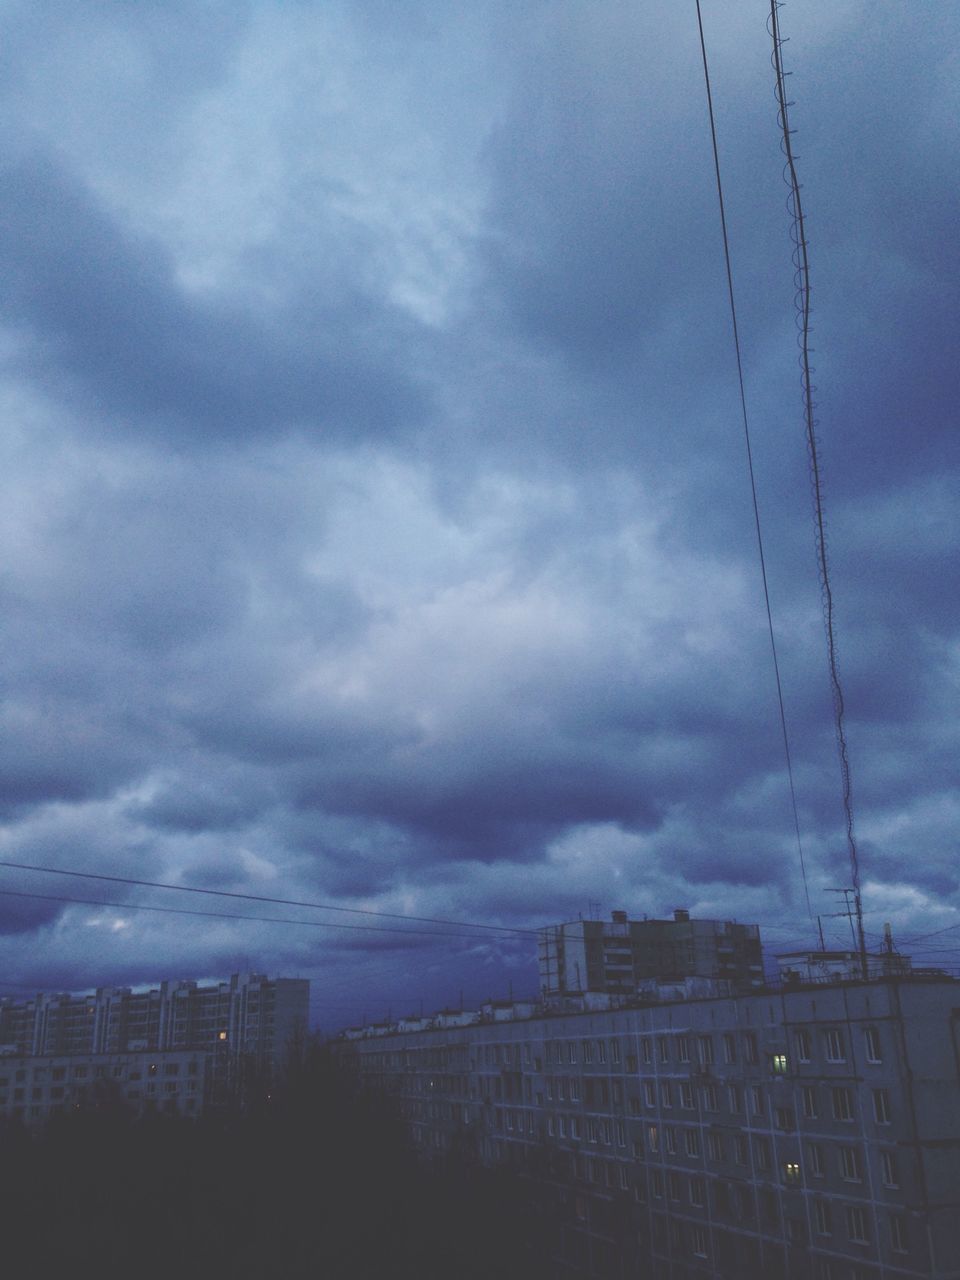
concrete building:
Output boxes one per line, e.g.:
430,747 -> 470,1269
538,910 -> 764,999
337,968 -> 960,1280
0,972 -> 309,1109
0,1048 -> 208,1125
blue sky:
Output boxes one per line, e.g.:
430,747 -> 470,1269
1,1 -> 957,1029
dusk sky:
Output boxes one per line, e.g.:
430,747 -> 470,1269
1,1 -> 957,1030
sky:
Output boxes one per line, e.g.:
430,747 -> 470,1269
1,1 -> 957,1031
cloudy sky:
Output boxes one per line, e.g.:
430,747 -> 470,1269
1,0 -> 957,1029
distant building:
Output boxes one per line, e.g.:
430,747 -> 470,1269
538,909 -> 763,999
338,970 -> 960,1279
0,1048 -> 208,1125
0,972 -> 309,1113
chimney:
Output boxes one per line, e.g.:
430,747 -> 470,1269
611,910 -> 628,924
673,908 -> 690,923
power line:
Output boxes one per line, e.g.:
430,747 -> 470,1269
0,858 -> 537,938
768,0 -> 866,978
694,0 -> 813,926
0,887 -> 527,944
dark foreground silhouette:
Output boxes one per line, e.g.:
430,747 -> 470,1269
0,1048 -> 546,1280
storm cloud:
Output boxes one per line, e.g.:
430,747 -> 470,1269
1,1 -> 957,1026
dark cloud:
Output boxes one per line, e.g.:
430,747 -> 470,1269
0,2 -> 957,1016
0,155 -> 428,444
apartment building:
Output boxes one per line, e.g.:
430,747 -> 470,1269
538,910 -> 763,998
338,969 -> 960,1280
0,972 -> 309,1113
0,1048 -> 208,1125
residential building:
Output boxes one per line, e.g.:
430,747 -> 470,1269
0,1048 -> 208,1125
0,972 -> 309,1111
337,970 -> 960,1279
538,909 -> 763,998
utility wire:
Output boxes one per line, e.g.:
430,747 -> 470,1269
695,0 -> 813,925
0,887 -> 525,944
0,858 -> 537,938
768,0 -> 866,976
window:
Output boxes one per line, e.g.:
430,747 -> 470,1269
611,1039 -> 621,1065
872,1088 -> 892,1124
571,1078 -> 580,1101
690,1176 -> 705,1207
691,1225 -> 708,1257
728,1084 -> 744,1114
846,1205 -> 869,1244
698,1036 -> 714,1066
750,1084 -> 764,1117
832,1086 -> 854,1122
567,1042 -> 577,1065
754,1137 -> 770,1170
668,1171 -> 682,1201
807,1142 -> 824,1177
839,1145 -> 862,1182
734,1135 -> 749,1165
648,1125 -> 660,1153
658,1037 -> 669,1063
626,1053 -> 638,1073
890,1213 -> 908,1254
685,1129 -> 701,1158
813,1199 -> 832,1236
802,1085 -> 818,1119
665,1126 -> 678,1155
616,1120 -> 626,1147
597,1040 -> 606,1064
707,1132 -> 724,1161
775,1106 -> 794,1131
795,1029 -> 812,1062
771,1053 -> 788,1075
744,1032 -> 759,1064
652,1169 -> 664,1198
582,1040 -> 592,1064
677,1035 -> 691,1063
660,1082 -> 672,1109
824,1029 -> 845,1062
702,1083 -> 719,1112
783,1161 -> 801,1186
612,1079 -> 622,1104
680,1082 -> 695,1110
641,1038 -> 651,1065
864,1027 -> 882,1064
723,1033 -> 737,1064
618,1164 -> 629,1191
643,1081 -> 656,1108
880,1149 -> 899,1187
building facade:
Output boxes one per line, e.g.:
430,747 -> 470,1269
0,972 -> 309,1113
338,974 -> 960,1280
538,911 -> 763,999
0,1048 -> 208,1125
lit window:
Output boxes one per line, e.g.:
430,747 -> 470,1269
218,1031 -> 228,1041
771,1053 -> 788,1075
784,1161 -> 801,1186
